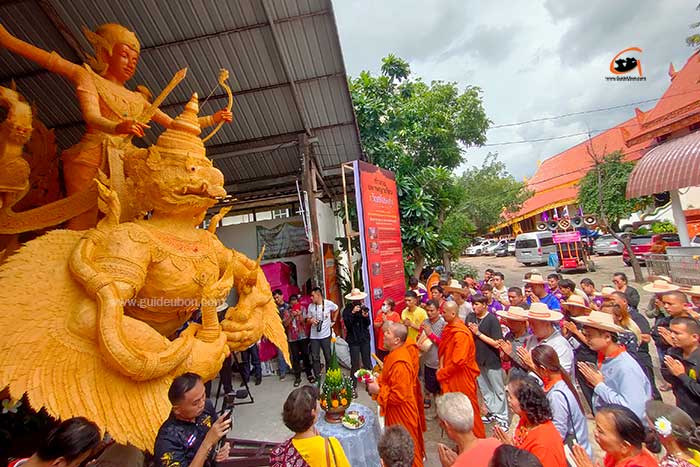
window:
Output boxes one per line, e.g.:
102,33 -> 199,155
272,208 -> 290,219
222,213 -> 254,226
255,210 -> 272,221
516,239 -> 537,249
539,237 -> 554,247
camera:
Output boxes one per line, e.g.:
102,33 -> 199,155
360,305 -> 370,313
316,321 -> 323,332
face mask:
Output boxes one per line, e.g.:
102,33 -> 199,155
382,305 -> 389,312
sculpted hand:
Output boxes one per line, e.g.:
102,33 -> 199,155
213,109 -> 233,123
115,119 -> 150,137
437,443 -> 458,467
664,356 -> 685,377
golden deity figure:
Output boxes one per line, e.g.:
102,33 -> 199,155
0,22 -> 232,230
0,94 -> 289,452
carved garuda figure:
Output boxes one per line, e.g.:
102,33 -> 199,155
0,95 -> 289,451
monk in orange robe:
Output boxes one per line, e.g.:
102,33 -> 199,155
368,323 -> 425,467
437,301 -> 486,438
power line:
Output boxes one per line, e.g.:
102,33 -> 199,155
488,88 -> 700,130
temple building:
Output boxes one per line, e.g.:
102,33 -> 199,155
493,51 -> 700,237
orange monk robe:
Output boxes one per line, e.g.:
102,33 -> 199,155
436,320 -> 486,438
377,341 -> 425,467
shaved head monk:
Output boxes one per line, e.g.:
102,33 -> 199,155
437,301 -> 485,438
368,322 -> 426,466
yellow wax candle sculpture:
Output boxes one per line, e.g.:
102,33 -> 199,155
0,94 -> 289,452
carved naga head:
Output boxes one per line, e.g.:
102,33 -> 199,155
124,94 -> 227,219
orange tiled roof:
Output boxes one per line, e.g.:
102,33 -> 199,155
506,51 -> 700,226
624,51 -> 700,144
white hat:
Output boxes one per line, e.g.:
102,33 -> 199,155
523,273 -> 547,285
345,288 -> 367,300
497,306 -> 529,321
561,294 -> 591,311
573,310 -> 624,333
681,285 -> 700,296
526,302 -> 564,322
643,280 -> 681,294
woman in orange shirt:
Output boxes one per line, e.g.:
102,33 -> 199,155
494,376 -> 566,467
373,298 -> 401,361
571,404 -> 658,467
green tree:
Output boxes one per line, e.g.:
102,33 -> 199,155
459,153 -> 532,234
577,151 -> 652,232
349,56 -> 490,275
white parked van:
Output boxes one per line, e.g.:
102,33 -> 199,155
515,231 -> 556,266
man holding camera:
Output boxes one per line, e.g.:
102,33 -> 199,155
155,373 -> 232,467
343,288 -> 373,394
306,286 -> 339,380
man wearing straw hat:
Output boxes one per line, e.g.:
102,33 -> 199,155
574,311 -> 651,420
519,303 -> 573,375
343,288 -> 372,393
681,285 -> 700,314
523,274 -> 561,311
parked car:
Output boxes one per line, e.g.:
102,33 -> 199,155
691,234 -> 700,246
515,231 -> 556,266
622,233 -> 681,266
484,239 -> 509,256
507,240 -> 516,255
593,234 -> 625,256
465,239 -> 495,256
493,243 -> 509,257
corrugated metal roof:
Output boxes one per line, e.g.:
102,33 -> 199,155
0,0 -> 363,202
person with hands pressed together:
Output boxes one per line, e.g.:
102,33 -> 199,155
496,306 -> 531,377
437,301 -> 486,438
366,323 -> 426,467
661,316 -> 700,422
402,290 -> 428,341
467,295 -> 508,430
154,373 -> 232,467
435,392 -> 502,467
570,404 -> 658,467
560,294 -> 598,412
524,274 -> 561,311
421,299 -> 447,413
523,303 -> 573,375
573,311 -> 651,421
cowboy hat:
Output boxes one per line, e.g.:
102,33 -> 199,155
680,285 -> 700,296
561,294 -> 591,311
523,273 -> 546,285
497,306 -> 529,321
643,279 -> 681,294
345,288 -> 367,300
573,310 -> 624,333
526,302 -> 564,322
600,286 -> 617,298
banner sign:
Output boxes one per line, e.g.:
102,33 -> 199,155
353,160 -> 407,322
553,231 -> 581,244
256,222 -> 310,260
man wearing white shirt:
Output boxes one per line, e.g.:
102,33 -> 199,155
305,286 -> 339,379
522,303 -> 574,375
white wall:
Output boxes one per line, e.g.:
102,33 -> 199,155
215,200 -> 341,290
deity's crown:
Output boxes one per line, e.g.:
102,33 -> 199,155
155,93 -> 207,161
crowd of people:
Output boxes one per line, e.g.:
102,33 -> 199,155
11,269 -> 700,467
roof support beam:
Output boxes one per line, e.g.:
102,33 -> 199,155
37,0 -> 87,63
261,0 -> 312,136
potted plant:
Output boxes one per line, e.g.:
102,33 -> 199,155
319,338 -> 354,423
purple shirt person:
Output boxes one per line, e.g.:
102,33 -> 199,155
480,284 -> 504,314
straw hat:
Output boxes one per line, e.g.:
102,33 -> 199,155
643,280 -> 681,294
573,310 -> 624,333
600,286 -> 617,298
497,306 -> 529,321
526,302 -> 564,322
681,285 -> 700,296
523,273 -> 546,285
445,280 -> 468,296
562,294 -> 591,311
345,288 -> 367,300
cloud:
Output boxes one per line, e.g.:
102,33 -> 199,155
333,0 -> 697,180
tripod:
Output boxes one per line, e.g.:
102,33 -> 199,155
215,352 -> 255,411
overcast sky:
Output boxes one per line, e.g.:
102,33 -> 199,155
332,0 -> 697,180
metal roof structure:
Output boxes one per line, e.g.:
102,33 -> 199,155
0,0 -> 363,211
